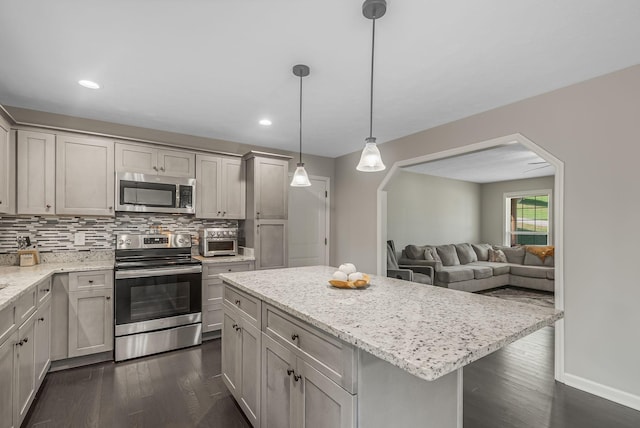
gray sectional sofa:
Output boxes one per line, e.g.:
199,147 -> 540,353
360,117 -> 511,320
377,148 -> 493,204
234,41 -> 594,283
397,243 -> 554,292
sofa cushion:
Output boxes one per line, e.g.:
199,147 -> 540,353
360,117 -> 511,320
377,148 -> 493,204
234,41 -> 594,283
510,265 -> 552,279
455,243 -> 478,264
471,243 -> 492,261
405,245 -> 426,260
471,261 -> 511,276
488,248 -> 507,263
494,245 -> 526,264
468,265 -> 493,280
424,246 -> 442,263
436,244 -> 460,266
436,266 -> 474,283
546,270 -> 555,280
524,246 -> 555,267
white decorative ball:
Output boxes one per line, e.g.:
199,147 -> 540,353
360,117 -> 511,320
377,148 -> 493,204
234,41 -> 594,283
348,272 -> 363,282
332,271 -> 348,281
339,263 -> 357,275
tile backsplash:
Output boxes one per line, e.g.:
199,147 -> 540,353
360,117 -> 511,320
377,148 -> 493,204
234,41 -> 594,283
0,213 -> 237,254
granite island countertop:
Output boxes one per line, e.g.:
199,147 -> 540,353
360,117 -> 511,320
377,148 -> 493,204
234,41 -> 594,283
0,261 -> 114,312
220,265 -> 563,382
194,254 -> 256,264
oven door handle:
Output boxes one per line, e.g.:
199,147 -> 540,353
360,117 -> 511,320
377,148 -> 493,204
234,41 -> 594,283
115,265 -> 202,279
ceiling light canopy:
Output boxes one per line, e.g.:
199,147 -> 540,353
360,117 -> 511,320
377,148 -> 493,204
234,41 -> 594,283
259,118 -> 272,126
356,0 -> 386,172
78,80 -> 100,89
290,64 -> 311,187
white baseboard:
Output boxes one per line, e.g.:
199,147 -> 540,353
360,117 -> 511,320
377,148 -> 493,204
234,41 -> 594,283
563,373 -> 640,412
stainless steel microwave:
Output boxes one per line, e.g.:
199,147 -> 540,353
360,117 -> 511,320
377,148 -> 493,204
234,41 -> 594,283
116,172 -> 196,214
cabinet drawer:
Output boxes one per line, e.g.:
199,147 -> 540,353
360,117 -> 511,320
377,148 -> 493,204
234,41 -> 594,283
203,278 -> 223,304
204,262 -> 253,278
224,285 -> 260,327
0,303 -> 16,344
263,304 -> 357,393
203,302 -> 224,333
69,270 -> 113,292
36,277 -> 52,305
16,288 -> 37,326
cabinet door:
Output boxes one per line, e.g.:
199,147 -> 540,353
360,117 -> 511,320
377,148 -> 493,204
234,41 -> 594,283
0,331 -> 18,428
68,289 -> 113,357
255,157 -> 288,220
158,149 -> 195,177
298,360 -> 356,428
195,154 -> 222,218
34,297 -> 51,390
17,131 -> 56,214
222,157 -> 245,219
222,307 -> 241,398
262,335 -> 296,428
203,301 -> 223,333
56,135 -> 115,216
239,319 -> 261,426
0,118 -> 15,214
16,313 -> 37,427
256,221 -> 288,270
115,142 -> 158,174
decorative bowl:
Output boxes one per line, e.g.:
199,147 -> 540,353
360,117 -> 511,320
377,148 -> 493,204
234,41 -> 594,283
328,273 -> 370,289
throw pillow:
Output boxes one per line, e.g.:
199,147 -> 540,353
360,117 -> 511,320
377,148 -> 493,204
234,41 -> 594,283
405,244 -> 425,260
436,244 -> 461,266
455,243 -> 478,264
493,245 -> 526,264
488,248 -> 507,263
424,246 -> 442,263
471,243 -> 492,261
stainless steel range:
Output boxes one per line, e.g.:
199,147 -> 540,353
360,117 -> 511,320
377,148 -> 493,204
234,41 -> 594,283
114,233 -> 202,361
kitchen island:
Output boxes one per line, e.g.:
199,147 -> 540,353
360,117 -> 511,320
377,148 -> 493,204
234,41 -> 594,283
220,266 -> 563,428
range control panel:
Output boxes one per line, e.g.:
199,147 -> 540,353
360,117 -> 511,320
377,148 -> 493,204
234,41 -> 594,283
116,234 -> 192,250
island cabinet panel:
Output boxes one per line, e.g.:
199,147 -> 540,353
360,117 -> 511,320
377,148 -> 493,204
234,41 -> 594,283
17,130 -> 56,215
261,335 -> 295,428
222,309 -> 241,396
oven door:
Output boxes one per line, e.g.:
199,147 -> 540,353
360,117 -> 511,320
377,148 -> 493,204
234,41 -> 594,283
115,265 -> 202,336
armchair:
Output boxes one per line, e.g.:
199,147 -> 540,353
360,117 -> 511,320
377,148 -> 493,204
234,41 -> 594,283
386,241 -> 434,285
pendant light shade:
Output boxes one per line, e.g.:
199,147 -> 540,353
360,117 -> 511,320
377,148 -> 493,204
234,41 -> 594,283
290,64 -> 312,187
356,0 -> 386,172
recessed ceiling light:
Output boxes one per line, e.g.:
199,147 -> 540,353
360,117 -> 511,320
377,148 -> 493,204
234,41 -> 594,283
78,80 -> 100,89
259,119 -> 272,126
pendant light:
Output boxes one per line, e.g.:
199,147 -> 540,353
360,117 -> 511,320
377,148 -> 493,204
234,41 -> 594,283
356,0 -> 386,172
290,64 -> 312,187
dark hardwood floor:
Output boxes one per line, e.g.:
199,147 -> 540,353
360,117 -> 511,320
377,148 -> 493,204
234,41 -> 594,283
24,328 -> 640,427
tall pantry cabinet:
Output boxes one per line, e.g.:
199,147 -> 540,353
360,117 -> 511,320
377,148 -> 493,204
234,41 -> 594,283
244,152 -> 291,270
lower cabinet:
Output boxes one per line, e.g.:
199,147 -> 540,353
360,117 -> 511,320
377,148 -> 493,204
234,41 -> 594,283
34,297 -> 52,389
222,303 -> 261,427
15,312 -> 37,426
262,335 -> 356,428
0,331 -> 18,428
68,288 -> 113,357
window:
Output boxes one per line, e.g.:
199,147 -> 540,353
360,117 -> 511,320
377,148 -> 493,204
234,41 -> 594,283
504,190 -> 551,246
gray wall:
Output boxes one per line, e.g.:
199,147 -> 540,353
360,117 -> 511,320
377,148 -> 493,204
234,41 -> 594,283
334,65 -> 640,399
386,170 -> 481,251
480,176 -> 555,245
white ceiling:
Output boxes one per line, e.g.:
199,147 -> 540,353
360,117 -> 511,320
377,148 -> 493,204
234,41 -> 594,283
404,143 -> 555,183
1,1 -> 639,158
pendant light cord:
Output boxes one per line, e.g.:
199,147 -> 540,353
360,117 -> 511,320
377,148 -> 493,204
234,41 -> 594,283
299,74 -> 303,164
369,17 -> 376,140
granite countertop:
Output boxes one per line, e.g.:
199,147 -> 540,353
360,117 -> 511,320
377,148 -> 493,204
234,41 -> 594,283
0,261 -> 114,312
220,265 -> 563,382
194,255 -> 256,264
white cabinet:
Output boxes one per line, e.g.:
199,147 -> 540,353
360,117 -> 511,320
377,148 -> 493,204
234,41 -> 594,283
17,130 -> 56,215
115,142 -> 195,177
15,312 -> 37,426
0,116 -> 16,215
0,331 -> 18,428
244,152 -> 291,270
67,270 -> 113,358
222,286 -> 261,427
56,135 -> 115,216
34,296 -> 51,389
202,261 -> 254,334
196,154 -> 245,219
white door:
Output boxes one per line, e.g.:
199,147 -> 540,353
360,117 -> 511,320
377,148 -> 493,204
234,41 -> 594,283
288,177 -> 329,267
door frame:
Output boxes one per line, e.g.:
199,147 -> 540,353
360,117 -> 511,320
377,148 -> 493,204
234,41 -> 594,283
376,133 -> 565,383
287,174 -> 331,266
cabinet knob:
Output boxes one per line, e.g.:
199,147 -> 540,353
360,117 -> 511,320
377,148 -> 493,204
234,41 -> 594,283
159,166 -> 165,172
228,268 -> 232,272
88,280 -> 94,283
41,288 -> 50,293
38,317 -> 45,322
106,296 -> 111,300
46,204 -> 51,209
287,369 -> 294,376
234,325 -> 241,332
256,212 -> 260,219
23,337 -> 28,343
291,333 -> 299,341
109,206 -> 113,211
217,211 -> 221,215
153,166 -> 158,171
223,211 -> 226,216
235,300 -> 240,305
16,340 -> 23,347
293,374 -> 302,382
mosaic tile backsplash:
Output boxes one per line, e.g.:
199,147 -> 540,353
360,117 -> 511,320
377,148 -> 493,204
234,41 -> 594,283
0,213 -> 237,254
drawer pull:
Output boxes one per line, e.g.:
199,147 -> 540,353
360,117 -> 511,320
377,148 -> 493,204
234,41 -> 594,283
228,268 -> 232,272
293,374 -> 302,382
23,337 -> 28,344
88,280 -> 94,284
41,288 -> 50,293
38,317 -> 45,322
235,325 -> 242,332
291,333 -> 299,341
287,368 -> 294,376
232,323 -> 241,331
106,296 -> 111,300
235,299 -> 241,305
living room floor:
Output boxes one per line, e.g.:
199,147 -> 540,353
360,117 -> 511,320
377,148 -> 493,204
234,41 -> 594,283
24,329 -> 640,427
477,286 -> 555,309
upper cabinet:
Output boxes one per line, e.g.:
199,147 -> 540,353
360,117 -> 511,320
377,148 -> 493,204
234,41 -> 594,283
17,131 -> 56,215
56,135 -> 115,216
0,116 -> 16,214
196,154 -> 245,219
115,142 -> 195,177
245,152 -> 290,220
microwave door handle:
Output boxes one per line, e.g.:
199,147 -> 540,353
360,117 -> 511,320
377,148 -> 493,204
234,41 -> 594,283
175,184 -> 180,208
